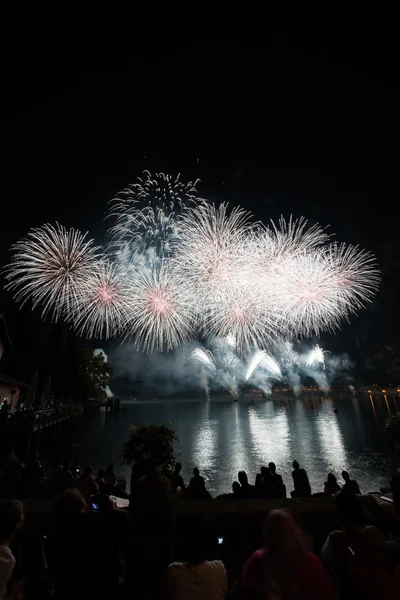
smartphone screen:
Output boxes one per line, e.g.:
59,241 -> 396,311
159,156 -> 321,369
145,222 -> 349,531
91,502 -> 99,511
218,537 -> 224,545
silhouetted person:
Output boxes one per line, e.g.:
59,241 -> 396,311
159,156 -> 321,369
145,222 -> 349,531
260,466 -> 274,499
190,467 -> 204,486
342,470 -> 361,495
216,481 -> 241,501
291,460 -> 311,497
232,481 -> 241,498
238,470 -> 256,499
324,473 -> 341,495
254,467 -> 264,495
268,462 -> 286,498
189,469 -> 212,500
0,500 -> 24,599
171,462 -> 184,493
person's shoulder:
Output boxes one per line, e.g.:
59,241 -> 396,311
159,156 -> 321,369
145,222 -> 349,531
246,548 -> 268,565
169,561 -> 187,570
206,560 -> 226,570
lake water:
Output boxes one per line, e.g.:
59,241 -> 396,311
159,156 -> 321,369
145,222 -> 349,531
70,393 -> 399,496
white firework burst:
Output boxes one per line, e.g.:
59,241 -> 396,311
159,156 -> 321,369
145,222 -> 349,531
4,223 -> 101,319
108,170 -> 200,260
125,264 -> 196,352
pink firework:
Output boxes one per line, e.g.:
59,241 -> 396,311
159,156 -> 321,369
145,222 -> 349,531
69,260 -> 131,339
125,264 -> 196,352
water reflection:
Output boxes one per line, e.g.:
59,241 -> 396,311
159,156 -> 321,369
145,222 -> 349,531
231,403 -> 252,474
248,404 -> 290,468
191,403 -> 218,484
316,408 -> 347,473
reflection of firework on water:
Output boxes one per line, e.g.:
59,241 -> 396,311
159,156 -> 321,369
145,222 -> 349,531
125,264 -> 196,352
5,223 -> 101,319
108,170 -> 200,261
69,260 -> 131,339
5,172 -> 380,354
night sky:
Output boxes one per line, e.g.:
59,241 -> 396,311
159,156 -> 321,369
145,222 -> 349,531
1,40 -> 399,383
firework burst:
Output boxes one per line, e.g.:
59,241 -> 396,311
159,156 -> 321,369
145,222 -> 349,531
69,260 -> 131,339
4,173 -> 380,353
125,264 -> 196,352
4,223 -> 101,319
108,170 -> 200,261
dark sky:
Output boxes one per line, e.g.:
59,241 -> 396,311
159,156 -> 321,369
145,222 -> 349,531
1,39 -> 399,382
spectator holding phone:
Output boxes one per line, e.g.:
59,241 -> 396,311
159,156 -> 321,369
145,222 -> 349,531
168,517 -> 228,600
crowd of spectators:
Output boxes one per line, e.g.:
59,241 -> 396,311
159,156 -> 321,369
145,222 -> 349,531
0,453 -> 400,598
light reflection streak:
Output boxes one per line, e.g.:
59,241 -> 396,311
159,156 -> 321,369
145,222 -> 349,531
191,403 -> 217,483
231,403 -> 251,473
248,405 -> 290,468
369,394 -> 377,422
316,409 -> 347,473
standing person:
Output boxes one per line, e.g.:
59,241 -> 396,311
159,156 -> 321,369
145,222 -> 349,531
291,460 -> 312,497
0,500 -> 24,599
171,462 -> 184,493
342,470 -> 361,494
324,473 -> 341,495
168,518 -> 228,599
241,510 -> 336,599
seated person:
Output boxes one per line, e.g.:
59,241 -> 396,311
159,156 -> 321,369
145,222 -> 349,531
171,462 -> 184,493
238,470 -> 256,499
342,470 -> 361,495
321,490 -> 391,573
268,462 -> 286,498
168,518 -> 228,599
324,473 -> 341,495
215,481 -> 241,501
241,510 -> 336,599
188,468 -> 212,500
291,460 -> 312,497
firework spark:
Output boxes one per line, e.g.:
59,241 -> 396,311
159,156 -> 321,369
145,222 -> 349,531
4,223 -> 101,319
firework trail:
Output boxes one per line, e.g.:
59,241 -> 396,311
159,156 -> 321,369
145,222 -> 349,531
4,223 -> 101,319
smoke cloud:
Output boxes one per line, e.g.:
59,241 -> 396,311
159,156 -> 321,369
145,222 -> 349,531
109,339 -> 354,399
